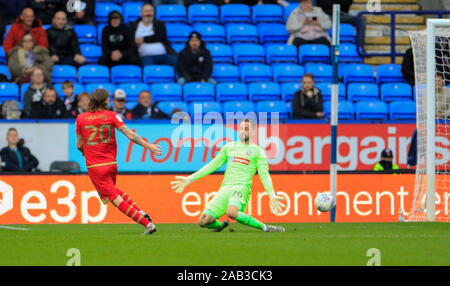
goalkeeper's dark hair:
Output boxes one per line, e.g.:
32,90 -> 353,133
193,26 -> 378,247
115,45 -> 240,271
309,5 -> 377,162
89,89 -> 109,112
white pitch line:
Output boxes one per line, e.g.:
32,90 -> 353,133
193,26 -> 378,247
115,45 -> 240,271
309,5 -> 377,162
0,225 -> 30,231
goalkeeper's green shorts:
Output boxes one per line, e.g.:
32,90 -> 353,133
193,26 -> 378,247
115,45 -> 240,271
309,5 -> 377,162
203,185 -> 251,219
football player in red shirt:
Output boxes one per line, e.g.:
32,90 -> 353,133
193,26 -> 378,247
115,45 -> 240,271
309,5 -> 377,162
76,89 -> 162,234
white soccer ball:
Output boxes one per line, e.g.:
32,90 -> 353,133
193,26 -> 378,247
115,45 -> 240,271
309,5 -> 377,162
315,192 -> 335,212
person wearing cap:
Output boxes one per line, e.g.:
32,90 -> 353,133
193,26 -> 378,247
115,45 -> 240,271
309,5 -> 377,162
99,10 -> 140,68
129,3 -> 177,67
110,89 -> 133,121
131,90 -> 168,119
176,31 -> 215,86
373,148 -> 400,172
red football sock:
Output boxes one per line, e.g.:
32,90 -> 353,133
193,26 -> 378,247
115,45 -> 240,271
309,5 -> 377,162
117,189 -> 142,212
117,201 -> 150,227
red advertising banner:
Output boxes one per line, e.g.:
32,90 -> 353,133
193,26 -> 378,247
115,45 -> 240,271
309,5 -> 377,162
1,174 -> 447,224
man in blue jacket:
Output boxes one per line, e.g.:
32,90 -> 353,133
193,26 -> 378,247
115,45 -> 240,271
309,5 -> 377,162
0,128 -> 39,172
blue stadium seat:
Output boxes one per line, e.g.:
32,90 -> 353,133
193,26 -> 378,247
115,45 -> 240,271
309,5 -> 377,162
248,82 -> 280,101
252,4 -> 283,24
380,83 -> 412,102
150,83 -> 182,101
216,82 -> 247,102
171,43 -> 185,53
54,83 -> 84,98
0,65 -> 11,80
272,64 -> 304,83
232,43 -> 265,64
339,43 -> 362,63
240,64 -> 272,83
265,44 -> 297,64
212,64 -> 240,83
78,65 -> 110,83
2,25 -> 10,41
144,65 -> 174,83
220,4 -> 251,24
80,44 -> 102,63
111,65 -> 142,84
348,83 -> 379,102
284,3 -> 297,23
20,83 -> 30,102
193,23 -> 225,43
184,82 -> 215,102
257,23 -> 289,44
123,2 -> 145,24
323,101 -> 355,120
298,44 -> 330,64
316,82 -> 346,101
188,4 -> 219,24
304,63 -> 332,82
157,101 -> 189,115
207,43 -> 233,63
328,24 -> 356,43
280,82 -> 301,101
355,101 -> 388,120
189,101 -> 222,120
0,83 -> 19,102
343,64 -> 375,84
256,100 -> 288,120
74,25 -> 97,44
97,23 -> 107,45
84,83 -> 116,97
126,102 -> 137,110
376,64 -> 405,84
156,4 -> 186,23
166,23 -> 193,43
286,101 -> 292,118
52,65 -> 77,83
226,24 -> 258,44
389,101 -> 416,120
96,2 -> 123,23
118,83 -> 150,102
222,101 -> 256,115
0,47 -> 6,64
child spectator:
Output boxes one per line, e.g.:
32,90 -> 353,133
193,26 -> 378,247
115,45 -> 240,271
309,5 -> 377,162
61,80 -> 77,112
71,91 -> 90,117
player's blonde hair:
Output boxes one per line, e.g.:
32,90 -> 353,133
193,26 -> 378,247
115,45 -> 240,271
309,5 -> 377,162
88,89 -> 109,112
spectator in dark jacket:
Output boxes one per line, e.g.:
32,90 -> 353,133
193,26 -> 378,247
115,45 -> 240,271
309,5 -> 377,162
22,67 -> 51,117
28,0 -> 62,25
99,10 -> 140,68
46,11 -> 86,66
177,31 -> 215,86
402,47 -> 415,86
132,90 -> 168,119
0,127 -> 39,172
129,3 -> 177,67
3,7 -> 49,56
292,73 -> 324,119
110,89 -> 133,121
29,87 -> 70,119
62,0 -> 96,26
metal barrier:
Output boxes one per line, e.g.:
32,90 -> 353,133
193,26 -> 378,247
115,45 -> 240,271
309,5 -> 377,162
356,10 -> 450,63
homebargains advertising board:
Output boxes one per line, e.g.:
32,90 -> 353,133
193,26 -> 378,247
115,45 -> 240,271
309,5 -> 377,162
0,174 -> 448,224
68,123 -> 428,171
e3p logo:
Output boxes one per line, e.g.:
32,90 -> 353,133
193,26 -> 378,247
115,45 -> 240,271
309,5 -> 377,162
0,180 -> 13,216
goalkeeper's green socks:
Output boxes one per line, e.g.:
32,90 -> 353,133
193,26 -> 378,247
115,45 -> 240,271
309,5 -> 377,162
236,211 -> 265,231
205,220 -> 222,229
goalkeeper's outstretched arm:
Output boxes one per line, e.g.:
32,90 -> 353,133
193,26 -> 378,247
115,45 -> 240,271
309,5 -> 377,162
171,146 -> 228,193
257,148 -> 285,214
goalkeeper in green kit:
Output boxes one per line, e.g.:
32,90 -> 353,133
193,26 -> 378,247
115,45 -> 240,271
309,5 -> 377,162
170,119 -> 286,233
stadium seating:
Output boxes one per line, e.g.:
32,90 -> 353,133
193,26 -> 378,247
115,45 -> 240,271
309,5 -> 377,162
222,101 -> 256,117
248,82 -> 280,101
0,65 -> 11,81
280,82 -> 301,102
183,82 -> 215,102
0,83 -> 19,102
240,64 -> 272,83
172,43 -> 185,53
316,82 -> 346,101
272,64 -> 304,83
355,101 -> 388,120
389,101 -> 416,120
265,44 -> 297,64
216,82 -> 247,102
166,23 -> 193,43
220,4 -> 251,24
80,44 -> 102,63
20,83 -> 30,102
343,64 -> 375,84
0,47 -> 6,64
157,101 -> 189,115
52,65 -> 77,83
212,64 -> 240,83
193,23 -> 226,43
150,83 -> 182,102
118,83 -> 149,102
189,101 -> 222,120
207,43 -> 233,64
78,65 -> 110,84
95,2 -> 123,23
54,83 -> 84,98
304,63 -> 332,82
298,44 -> 330,64
188,4 -> 219,24
232,43 -> 265,64
251,4 -> 284,24
380,83 -> 412,102
84,83 -> 116,97
74,25 -> 98,44
256,100 -> 289,120
348,83 -> 379,102
96,23 -> 107,45
376,64 -> 405,84
123,2 -> 144,24
328,24 -> 356,43
143,65 -> 175,83
323,101 -> 355,120
226,24 -> 258,44
339,43 -> 362,63
257,23 -> 289,44
284,3 -> 297,23
156,4 -> 186,23
286,101 -> 292,118
111,65 -> 142,84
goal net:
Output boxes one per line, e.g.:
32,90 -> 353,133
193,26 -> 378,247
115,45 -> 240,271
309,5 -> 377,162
408,21 -> 450,222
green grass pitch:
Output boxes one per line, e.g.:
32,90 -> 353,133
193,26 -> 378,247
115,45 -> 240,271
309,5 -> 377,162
0,222 -> 448,266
